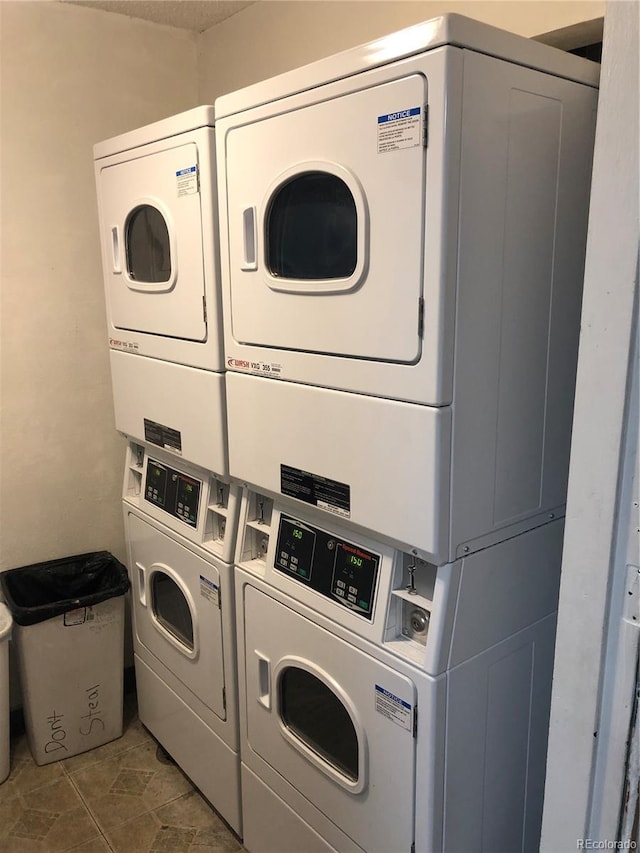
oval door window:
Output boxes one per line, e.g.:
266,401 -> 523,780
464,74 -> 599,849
280,666 -> 358,782
125,204 -> 171,283
266,172 -> 357,280
151,571 -> 194,651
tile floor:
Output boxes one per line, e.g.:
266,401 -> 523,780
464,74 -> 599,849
0,694 -> 245,853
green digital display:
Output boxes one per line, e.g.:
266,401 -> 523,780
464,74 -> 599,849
293,528 -> 303,540
350,555 -> 363,567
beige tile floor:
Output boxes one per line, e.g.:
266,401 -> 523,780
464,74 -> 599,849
0,694 -> 245,853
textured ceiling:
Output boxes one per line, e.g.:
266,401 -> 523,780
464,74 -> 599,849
65,1 -> 255,33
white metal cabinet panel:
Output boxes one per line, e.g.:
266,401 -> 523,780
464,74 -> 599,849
215,15 -> 598,122
97,141 -> 207,341
241,766 -> 361,853
243,586 -> 416,853
94,109 -> 224,372
127,512 -> 226,720
110,350 -> 229,476
447,520 -> 563,669
135,656 -> 242,835
449,51 -> 597,555
225,73 -> 426,363
226,371 -> 451,560
218,47 -> 462,406
444,615 -> 557,853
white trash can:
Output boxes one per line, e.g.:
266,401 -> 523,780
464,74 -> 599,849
0,602 -> 12,783
0,553 -> 129,766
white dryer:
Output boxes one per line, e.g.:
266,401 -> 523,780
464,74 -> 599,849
233,488 -> 563,853
215,16 -> 599,561
94,107 -> 227,474
122,439 -> 242,835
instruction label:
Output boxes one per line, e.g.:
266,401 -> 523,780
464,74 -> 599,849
377,107 -> 421,153
281,465 -> 351,518
375,685 -> 412,731
199,575 -> 220,606
144,419 -> 182,455
176,165 -> 198,197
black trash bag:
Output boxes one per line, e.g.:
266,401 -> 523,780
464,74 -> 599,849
0,551 -> 130,626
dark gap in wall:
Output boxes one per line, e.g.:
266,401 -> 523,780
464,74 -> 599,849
535,17 -> 604,64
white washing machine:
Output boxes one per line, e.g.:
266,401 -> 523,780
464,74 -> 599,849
94,107 -> 227,474
234,489 -> 563,853
122,440 -> 242,834
215,15 -> 599,560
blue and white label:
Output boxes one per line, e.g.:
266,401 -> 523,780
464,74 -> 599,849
176,165 -> 198,197
377,106 -> 421,153
199,574 -> 219,606
375,684 -> 412,731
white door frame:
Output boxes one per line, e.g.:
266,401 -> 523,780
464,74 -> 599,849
540,2 -> 639,849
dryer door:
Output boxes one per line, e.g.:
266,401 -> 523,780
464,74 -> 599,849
244,586 -> 416,853
97,140 -> 208,342
225,73 -> 426,364
127,513 -> 226,720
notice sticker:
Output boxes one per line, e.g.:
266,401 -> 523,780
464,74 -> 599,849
200,575 -> 219,606
281,465 -> 351,518
176,165 -> 198,197
377,107 -> 421,153
144,419 -> 182,455
375,684 -> 412,731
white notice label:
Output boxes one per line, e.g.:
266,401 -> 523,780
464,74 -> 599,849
377,107 -> 421,153
199,574 -> 219,606
176,165 -> 198,196
375,684 -> 412,731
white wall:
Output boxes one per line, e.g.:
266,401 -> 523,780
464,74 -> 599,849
0,1 -> 198,573
197,0 -> 604,99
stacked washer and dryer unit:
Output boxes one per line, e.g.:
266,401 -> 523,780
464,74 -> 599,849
93,108 -> 242,834
215,16 -> 599,853
93,15 -> 599,853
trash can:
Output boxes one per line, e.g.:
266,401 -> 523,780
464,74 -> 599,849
0,601 -> 11,783
0,552 -> 129,766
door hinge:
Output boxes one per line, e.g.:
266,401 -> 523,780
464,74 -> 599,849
423,104 -> 429,148
411,842 -> 416,853
418,297 -> 425,338
413,704 -> 418,738
203,295 -> 207,324
222,687 -> 226,712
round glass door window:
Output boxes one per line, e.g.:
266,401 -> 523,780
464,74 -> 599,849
151,571 -> 193,651
279,665 -> 358,782
266,172 -> 357,280
126,204 -> 171,283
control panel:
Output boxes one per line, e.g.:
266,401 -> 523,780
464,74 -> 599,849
275,515 -> 380,619
144,458 -> 201,528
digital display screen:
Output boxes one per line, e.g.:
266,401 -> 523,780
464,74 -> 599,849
275,517 -> 316,582
176,475 -> 200,526
145,461 -> 168,507
144,459 -> 200,528
331,543 -> 378,615
274,515 -> 379,620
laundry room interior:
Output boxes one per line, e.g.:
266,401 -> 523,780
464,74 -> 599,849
1,1 -> 637,852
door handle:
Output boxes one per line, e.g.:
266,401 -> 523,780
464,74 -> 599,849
135,561 -> 146,607
256,651 -> 271,710
111,226 -> 122,274
241,206 -> 258,271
